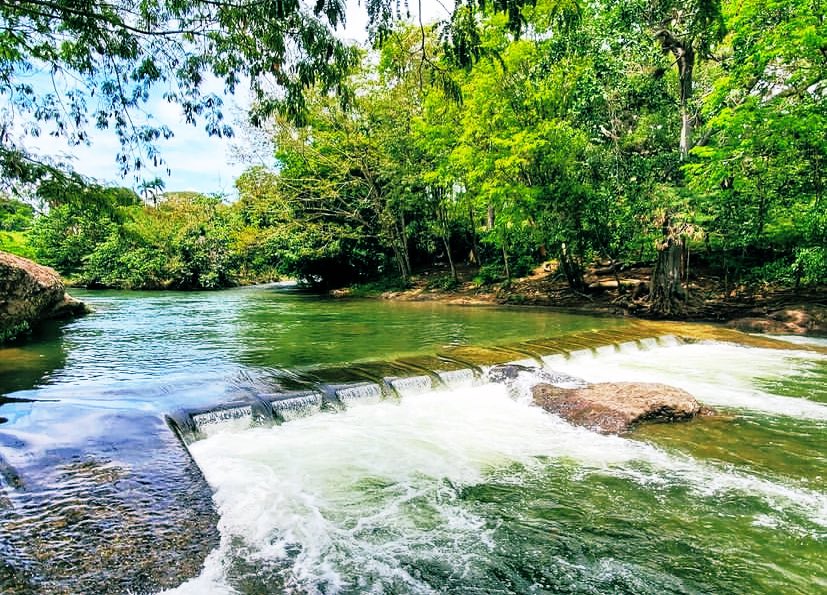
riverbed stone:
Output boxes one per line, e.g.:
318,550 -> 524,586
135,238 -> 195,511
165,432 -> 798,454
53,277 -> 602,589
0,251 -> 88,343
532,381 -> 704,434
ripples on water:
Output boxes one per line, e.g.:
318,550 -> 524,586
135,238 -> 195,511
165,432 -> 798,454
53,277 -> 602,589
171,343 -> 827,595
1,288 -> 826,594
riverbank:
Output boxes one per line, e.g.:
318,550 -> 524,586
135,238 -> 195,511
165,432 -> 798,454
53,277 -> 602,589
334,263 -> 827,336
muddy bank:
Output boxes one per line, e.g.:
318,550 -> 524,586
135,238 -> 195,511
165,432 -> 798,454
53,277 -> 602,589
338,264 -> 826,336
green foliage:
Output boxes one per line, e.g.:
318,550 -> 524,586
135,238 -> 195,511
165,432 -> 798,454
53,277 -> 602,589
473,264 -> 506,287
346,277 -> 411,297
0,197 -> 34,231
425,274 -> 461,291
0,231 -> 36,259
0,0 -> 367,184
749,258 -> 796,287
793,247 -> 827,287
15,0 -> 823,298
0,320 -> 30,344
0,197 -> 36,258
30,186 -> 246,289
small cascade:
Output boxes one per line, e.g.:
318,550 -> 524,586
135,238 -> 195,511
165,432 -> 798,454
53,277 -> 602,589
541,353 -> 568,367
388,375 -> 433,397
638,337 -> 659,350
334,382 -> 383,406
269,391 -> 323,421
168,397 -> 278,443
437,368 -> 478,389
657,334 -> 683,347
594,343 -> 618,357
191,405 -> 254,436
617,340 -> 642,353
566,348 -> 594,360
162,327 -> 821,446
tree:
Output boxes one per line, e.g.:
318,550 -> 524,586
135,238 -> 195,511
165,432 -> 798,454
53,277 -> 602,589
684,0 -> 827,288
0,0 -> 369,184
138,177 -> 166,206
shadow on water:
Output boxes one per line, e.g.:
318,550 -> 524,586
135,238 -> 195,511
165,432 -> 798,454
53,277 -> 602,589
0,322 -> 67,399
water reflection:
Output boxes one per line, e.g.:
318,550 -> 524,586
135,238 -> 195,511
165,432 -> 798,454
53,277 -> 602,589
0,286 -> 631,594
0,322 -> 67,396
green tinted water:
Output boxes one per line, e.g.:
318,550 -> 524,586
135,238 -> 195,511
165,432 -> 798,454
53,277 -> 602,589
0,286 -> 626,411
0,287 -> 825,594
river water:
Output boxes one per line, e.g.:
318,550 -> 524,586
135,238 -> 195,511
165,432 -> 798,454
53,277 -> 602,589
0,286 -> 825,594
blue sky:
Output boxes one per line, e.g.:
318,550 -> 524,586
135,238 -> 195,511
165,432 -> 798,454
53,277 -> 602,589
20,0 -> 451,197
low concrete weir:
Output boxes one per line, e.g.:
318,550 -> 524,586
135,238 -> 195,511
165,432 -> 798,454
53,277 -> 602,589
163,324 -> 827,448
5,322 -> 825,594
165,329 -> 703,445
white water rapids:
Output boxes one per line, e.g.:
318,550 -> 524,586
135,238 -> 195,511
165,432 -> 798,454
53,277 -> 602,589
165,340 -> 827,594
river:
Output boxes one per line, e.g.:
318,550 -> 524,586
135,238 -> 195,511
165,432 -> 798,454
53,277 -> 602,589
0,285 -> 825,594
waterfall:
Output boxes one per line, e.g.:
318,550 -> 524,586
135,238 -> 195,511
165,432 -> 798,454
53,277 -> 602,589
165,329 -> 826,446
437,368 -> 477,389
270,391 -> 323,421
334,382 -> 383,405
388,375 -> 433,397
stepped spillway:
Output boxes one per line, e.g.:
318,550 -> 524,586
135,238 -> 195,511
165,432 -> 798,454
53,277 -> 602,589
166,321 -> 824,444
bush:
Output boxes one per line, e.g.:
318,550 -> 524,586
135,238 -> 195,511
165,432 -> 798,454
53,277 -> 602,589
0,198 -> 34,232
749,258 -> 795,287
425,274 -> 460,290
0,231 -> 36,259
793,247 -> 827,287
473,264 -> 504,286
748,247 -> 827,288
510,255 -> 536,278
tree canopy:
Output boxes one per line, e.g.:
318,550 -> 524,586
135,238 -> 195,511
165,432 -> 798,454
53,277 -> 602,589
0,0 -> 369,185
4,0 -> 825,310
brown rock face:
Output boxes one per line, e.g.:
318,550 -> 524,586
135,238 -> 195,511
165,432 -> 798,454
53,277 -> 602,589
729,306 -> 827,336
532,382 -> 704,434
0,251 -> 88,342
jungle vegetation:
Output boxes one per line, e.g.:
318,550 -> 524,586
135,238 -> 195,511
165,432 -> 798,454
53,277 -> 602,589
1,0 -> 825,313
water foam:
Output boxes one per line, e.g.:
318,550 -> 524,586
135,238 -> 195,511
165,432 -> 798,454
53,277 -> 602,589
549,341 -> 827,420
166,373 -> 827,594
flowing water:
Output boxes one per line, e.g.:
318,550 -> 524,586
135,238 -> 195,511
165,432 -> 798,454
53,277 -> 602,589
0,285 -> 825,594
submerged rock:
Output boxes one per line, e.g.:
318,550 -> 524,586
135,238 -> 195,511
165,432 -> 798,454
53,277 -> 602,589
532,381 -> 706,434
488,364 -> 586,387
0,251 -> 88,343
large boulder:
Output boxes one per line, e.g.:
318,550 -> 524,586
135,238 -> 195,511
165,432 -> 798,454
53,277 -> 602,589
0,251 -> 88,342
532,381 -> 705,434
729,305 -> 827,336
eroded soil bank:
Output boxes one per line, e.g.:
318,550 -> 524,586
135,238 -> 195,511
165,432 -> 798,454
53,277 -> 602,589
338,263 -> 826,336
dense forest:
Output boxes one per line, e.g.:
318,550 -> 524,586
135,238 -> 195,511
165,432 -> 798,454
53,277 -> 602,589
1,0 -> 824,315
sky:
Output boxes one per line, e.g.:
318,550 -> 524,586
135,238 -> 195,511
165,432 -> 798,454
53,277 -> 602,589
21,0 -> 453,197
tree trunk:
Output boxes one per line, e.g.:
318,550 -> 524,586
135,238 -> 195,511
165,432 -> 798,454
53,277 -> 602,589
679,54 -> 694,160
388,220 -> 409,282
437,201 -> 458,282
468,204 -> 480,266
399,211 -> 412,275
559,243 -> 586,292
443,235 -> 457,282
656,29 -> 695,160
649,216 -> 687,316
